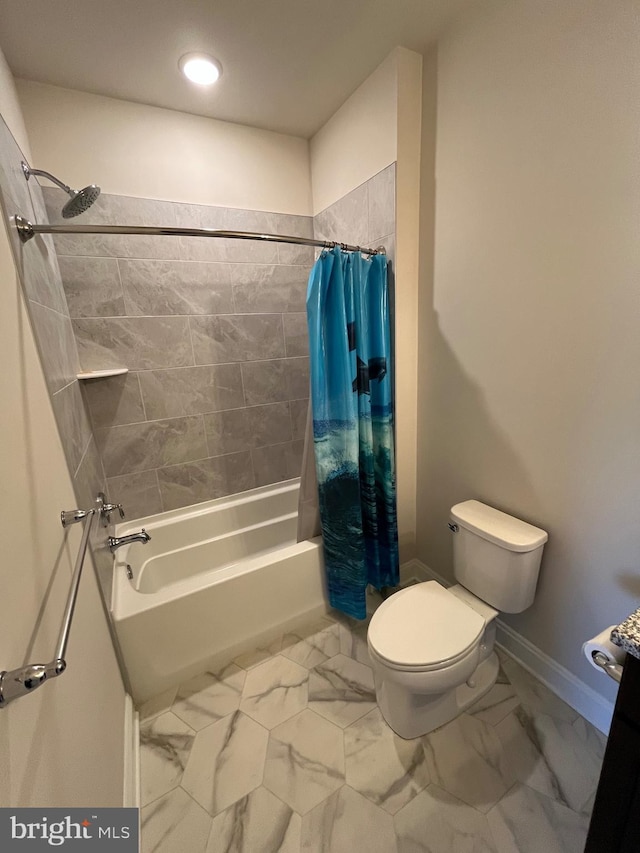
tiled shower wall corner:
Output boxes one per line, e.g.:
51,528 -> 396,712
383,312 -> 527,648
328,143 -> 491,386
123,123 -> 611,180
43,187 -> 313,519
314,164 -> 396,275
0,116 -> 113,601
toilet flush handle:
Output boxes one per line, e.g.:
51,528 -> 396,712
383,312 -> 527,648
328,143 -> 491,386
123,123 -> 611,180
448,523 -> 459,533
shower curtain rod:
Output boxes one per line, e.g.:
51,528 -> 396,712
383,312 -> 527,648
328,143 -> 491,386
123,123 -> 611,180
14,215 -> 385,255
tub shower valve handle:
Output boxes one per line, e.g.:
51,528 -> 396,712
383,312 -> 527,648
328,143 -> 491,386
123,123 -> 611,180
103,503 -> 125,523
97,491 -> 126,526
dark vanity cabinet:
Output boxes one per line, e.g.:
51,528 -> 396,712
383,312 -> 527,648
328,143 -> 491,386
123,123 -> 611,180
585,652 -> 640,852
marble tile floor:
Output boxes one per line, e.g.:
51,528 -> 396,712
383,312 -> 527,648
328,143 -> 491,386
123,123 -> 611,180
139,592 -> 606,853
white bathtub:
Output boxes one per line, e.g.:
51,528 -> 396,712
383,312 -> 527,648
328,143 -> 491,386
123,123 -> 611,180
111,479 -> 327,704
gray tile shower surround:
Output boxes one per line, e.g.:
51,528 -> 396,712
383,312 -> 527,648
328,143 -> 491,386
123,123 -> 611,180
39,163 -> 395,520
138,589 -> 605,853
0,116 -> 112,597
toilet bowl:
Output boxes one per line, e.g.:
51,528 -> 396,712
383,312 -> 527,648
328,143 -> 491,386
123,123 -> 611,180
367,500 -> 548,738
367,580 -> 499,738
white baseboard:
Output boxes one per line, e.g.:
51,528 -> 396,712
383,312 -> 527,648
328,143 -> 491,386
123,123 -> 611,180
400,559 -> 614,735
122,693 -> 140,808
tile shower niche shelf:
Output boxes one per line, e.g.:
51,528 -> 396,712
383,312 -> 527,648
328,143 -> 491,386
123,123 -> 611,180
77,368 -> 129,380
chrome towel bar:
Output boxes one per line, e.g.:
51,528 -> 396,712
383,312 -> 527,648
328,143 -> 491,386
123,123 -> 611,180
0,496 -> 105,708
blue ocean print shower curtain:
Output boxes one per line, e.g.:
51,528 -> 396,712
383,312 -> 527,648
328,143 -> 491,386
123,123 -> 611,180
306,246 -> 399,619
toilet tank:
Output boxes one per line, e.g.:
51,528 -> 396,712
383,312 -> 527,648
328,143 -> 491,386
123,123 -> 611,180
450,500 -> 548,613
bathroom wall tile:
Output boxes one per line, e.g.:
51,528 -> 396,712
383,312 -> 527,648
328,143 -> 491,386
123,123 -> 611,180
277,241 -> 315,266
43,188 -> 178,227
174,201 -> 228,230
157,451 -> 254,511
367,164 -> 396,244
190,314 -> 285,364
106,470 -> 163,520
283,312 -> 308,357
26,178 -> 50,225
119,259 -> 233,316
43,189 -> 181,259
51,380 -> 93,476
204,402 -> 292,456
29,301 -> 79,393
138,364 -> 244,420
58,256 -> 125,317
230,264 -> 307,313
73,435 -> 107,512
53,231 -> 182,261
72,436 -> 112,606
273,213 -> 315,265
0,116 -> 33,223
251,439 -> 303,487
224,208 -> 281,263
241,359 -> 287,406
19,232 -> 69,315
241,358 -> 309,406
290,398 -> 309,441
286,356 -> 310,400
378,232 -> 395,268
72,316 -> 193,371
96,415 -> 207,477
174,202 -> 232,263
82,372 -> 146,428
314,181 -> 369,247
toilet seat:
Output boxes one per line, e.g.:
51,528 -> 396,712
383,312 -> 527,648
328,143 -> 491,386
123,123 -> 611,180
368,581 -> 485,671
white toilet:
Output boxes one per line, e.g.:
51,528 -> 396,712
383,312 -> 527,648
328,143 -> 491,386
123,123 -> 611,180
367,500 -> 548,738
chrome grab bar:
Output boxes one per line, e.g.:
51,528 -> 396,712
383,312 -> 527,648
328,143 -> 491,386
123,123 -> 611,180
0,500 -> 101,708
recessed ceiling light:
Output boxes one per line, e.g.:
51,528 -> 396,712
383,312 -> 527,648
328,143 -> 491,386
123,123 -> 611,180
179,53 -> 222,86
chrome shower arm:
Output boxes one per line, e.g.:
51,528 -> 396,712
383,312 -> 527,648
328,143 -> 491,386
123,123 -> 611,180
21,162 -> 72,194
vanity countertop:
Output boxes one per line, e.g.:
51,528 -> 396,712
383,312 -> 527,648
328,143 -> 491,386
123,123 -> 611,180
611,607 -> 640,660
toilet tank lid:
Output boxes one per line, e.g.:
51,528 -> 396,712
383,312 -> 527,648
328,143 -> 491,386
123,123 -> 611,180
451,501 -> 548,552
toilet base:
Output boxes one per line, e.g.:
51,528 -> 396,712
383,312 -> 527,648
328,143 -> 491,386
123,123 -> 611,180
375,651 -> 500,739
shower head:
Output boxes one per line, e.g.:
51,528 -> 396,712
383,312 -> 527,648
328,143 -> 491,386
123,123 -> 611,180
21,161 -> 101,218
60,185 -> 101,218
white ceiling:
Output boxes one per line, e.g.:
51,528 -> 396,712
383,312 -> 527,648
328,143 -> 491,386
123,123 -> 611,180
0,0 -> 473,138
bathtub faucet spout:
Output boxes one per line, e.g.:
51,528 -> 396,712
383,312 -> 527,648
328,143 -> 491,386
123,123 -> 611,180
108,529 -> 151,553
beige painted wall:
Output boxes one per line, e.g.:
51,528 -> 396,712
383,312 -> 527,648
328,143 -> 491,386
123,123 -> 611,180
0,49 -> 126,807
416,0 -> 640,702
310,50 -> 398,216
17,80 -> 312,215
